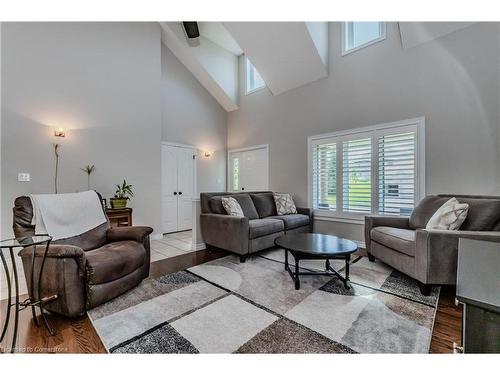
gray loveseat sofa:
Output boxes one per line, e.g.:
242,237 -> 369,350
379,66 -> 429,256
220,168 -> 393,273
365,194 -> 500,295
200,191 -> 312,262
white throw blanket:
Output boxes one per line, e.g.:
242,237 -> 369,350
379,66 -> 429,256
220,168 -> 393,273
30,191 -> 107,240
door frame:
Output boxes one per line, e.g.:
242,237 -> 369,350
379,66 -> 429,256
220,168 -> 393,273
227,144 -> 269,192
161,142 -> 198,233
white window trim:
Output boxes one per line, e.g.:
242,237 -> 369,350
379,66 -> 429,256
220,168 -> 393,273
245,56 -> 266,95
307,117 -> 426,222
341,22 -> 387,56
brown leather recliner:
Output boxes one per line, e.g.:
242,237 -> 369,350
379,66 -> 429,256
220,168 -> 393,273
13,195 -> 153,317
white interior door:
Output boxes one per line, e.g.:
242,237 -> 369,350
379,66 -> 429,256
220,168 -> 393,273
229,146 -> 269,192
176,147 -> 196,231
162,145 -> 178,233
162,144 -> 197,233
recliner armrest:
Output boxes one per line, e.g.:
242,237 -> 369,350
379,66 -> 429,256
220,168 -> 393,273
18,244 -> 86,276
200,213 -> 249,255
106,226 -> 153,243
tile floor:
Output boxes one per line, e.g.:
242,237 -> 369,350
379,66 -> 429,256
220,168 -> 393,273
150,230 -> 195,261
0,230 -> 195,301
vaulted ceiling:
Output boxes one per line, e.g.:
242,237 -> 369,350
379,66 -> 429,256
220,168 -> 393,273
160,22 -> 476,112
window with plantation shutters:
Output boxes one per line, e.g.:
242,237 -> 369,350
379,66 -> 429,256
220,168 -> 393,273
343,138 -> 372,213
309,118 -> 424,219
378,132 -> 416,216
312,142 -> 337,210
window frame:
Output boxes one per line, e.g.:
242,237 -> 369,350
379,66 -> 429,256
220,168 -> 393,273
341,22 -> 386,56
307,117 -> 425,222
245,56 -> 266,95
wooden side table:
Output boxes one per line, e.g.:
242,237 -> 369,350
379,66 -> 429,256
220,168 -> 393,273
105,208 -> 133,227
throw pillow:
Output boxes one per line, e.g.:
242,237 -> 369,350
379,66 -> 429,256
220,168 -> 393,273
221,197 -> 244,217
273,192 -> 298,215
426,197 -> 469,230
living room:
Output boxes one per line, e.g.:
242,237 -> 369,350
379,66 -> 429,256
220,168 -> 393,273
0,0 -> 498,371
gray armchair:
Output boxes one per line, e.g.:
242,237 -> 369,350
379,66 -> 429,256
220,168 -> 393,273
365,195 -> 500,295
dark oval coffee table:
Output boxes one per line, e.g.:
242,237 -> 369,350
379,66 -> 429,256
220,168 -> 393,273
274,233 -> 358,290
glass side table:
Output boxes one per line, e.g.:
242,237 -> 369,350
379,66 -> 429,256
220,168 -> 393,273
0,235 -> 55,353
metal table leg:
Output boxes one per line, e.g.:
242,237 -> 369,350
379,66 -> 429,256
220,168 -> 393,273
9,247 -> 20,353
0,250 -> 12,344
37,240 -> 54,335
29,244 -> 40,327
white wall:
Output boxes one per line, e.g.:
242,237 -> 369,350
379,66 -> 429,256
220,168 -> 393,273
161,45 -> 227,193
228,22 -> 500,242
1,22 -> 163,236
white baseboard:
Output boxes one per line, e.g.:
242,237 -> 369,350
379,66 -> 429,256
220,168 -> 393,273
192,242 -> 206,251
151,233 -> 163,241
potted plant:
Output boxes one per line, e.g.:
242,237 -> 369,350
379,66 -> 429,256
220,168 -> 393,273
110,180 -> 134,209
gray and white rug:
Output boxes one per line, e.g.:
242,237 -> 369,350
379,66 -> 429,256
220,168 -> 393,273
88,249 -> 439,354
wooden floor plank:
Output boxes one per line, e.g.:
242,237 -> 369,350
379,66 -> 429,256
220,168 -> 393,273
1,251 -> 461,354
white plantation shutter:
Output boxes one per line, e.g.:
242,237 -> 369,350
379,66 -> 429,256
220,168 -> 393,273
378,132 -> 416,216
312,142 -> 336,209
309,118 -> 423,218
342,138 -> 372,213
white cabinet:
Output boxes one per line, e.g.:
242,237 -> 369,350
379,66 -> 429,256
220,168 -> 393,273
162,144 -> 196,233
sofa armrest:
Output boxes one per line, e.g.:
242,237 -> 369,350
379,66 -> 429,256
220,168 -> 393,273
18,244 -> 86,276
296,207 -> 312,217
364,215 -> 410,253
107,226 -> 153,243
414,230 -> 500,285
296,207 -> 313,231
200,213 -> 249,255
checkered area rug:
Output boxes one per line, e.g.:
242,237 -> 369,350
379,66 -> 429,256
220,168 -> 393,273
88,249 -> 439,353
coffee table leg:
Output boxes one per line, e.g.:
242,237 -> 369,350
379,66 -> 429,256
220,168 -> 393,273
344,255 -> 350,289
284,249 -> 288,270
295,258 -> 300,290
325,259 -> 330,272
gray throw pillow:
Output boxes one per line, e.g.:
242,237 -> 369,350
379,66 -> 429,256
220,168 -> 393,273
222,197 -> 244,217
273,192 -> 297,215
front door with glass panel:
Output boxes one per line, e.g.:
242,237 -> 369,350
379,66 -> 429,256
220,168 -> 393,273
229,146 -> 269,192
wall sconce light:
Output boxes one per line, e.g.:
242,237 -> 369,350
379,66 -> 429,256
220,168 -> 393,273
204,151 -> 213,158
54,127 -> 66,137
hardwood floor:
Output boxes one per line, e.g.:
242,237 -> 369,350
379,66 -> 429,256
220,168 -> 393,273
430,285 -> 463,353
1,250 -> 462,354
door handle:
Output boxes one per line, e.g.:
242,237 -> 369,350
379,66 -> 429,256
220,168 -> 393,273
178,191 -> 183,195
173,192 -> 178,195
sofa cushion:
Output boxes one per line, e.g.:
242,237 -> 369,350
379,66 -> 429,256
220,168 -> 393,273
458,198 -> 500,231
85,240 -> 145,285
250,193 -> 277,218
410,195 -> 500,230
249,219 -> 284,239
210,194 -> 259,219
209,197 -> 227,215
371,226 -> 416,257
409,196 -> 450,229
268,214 -> 310,230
